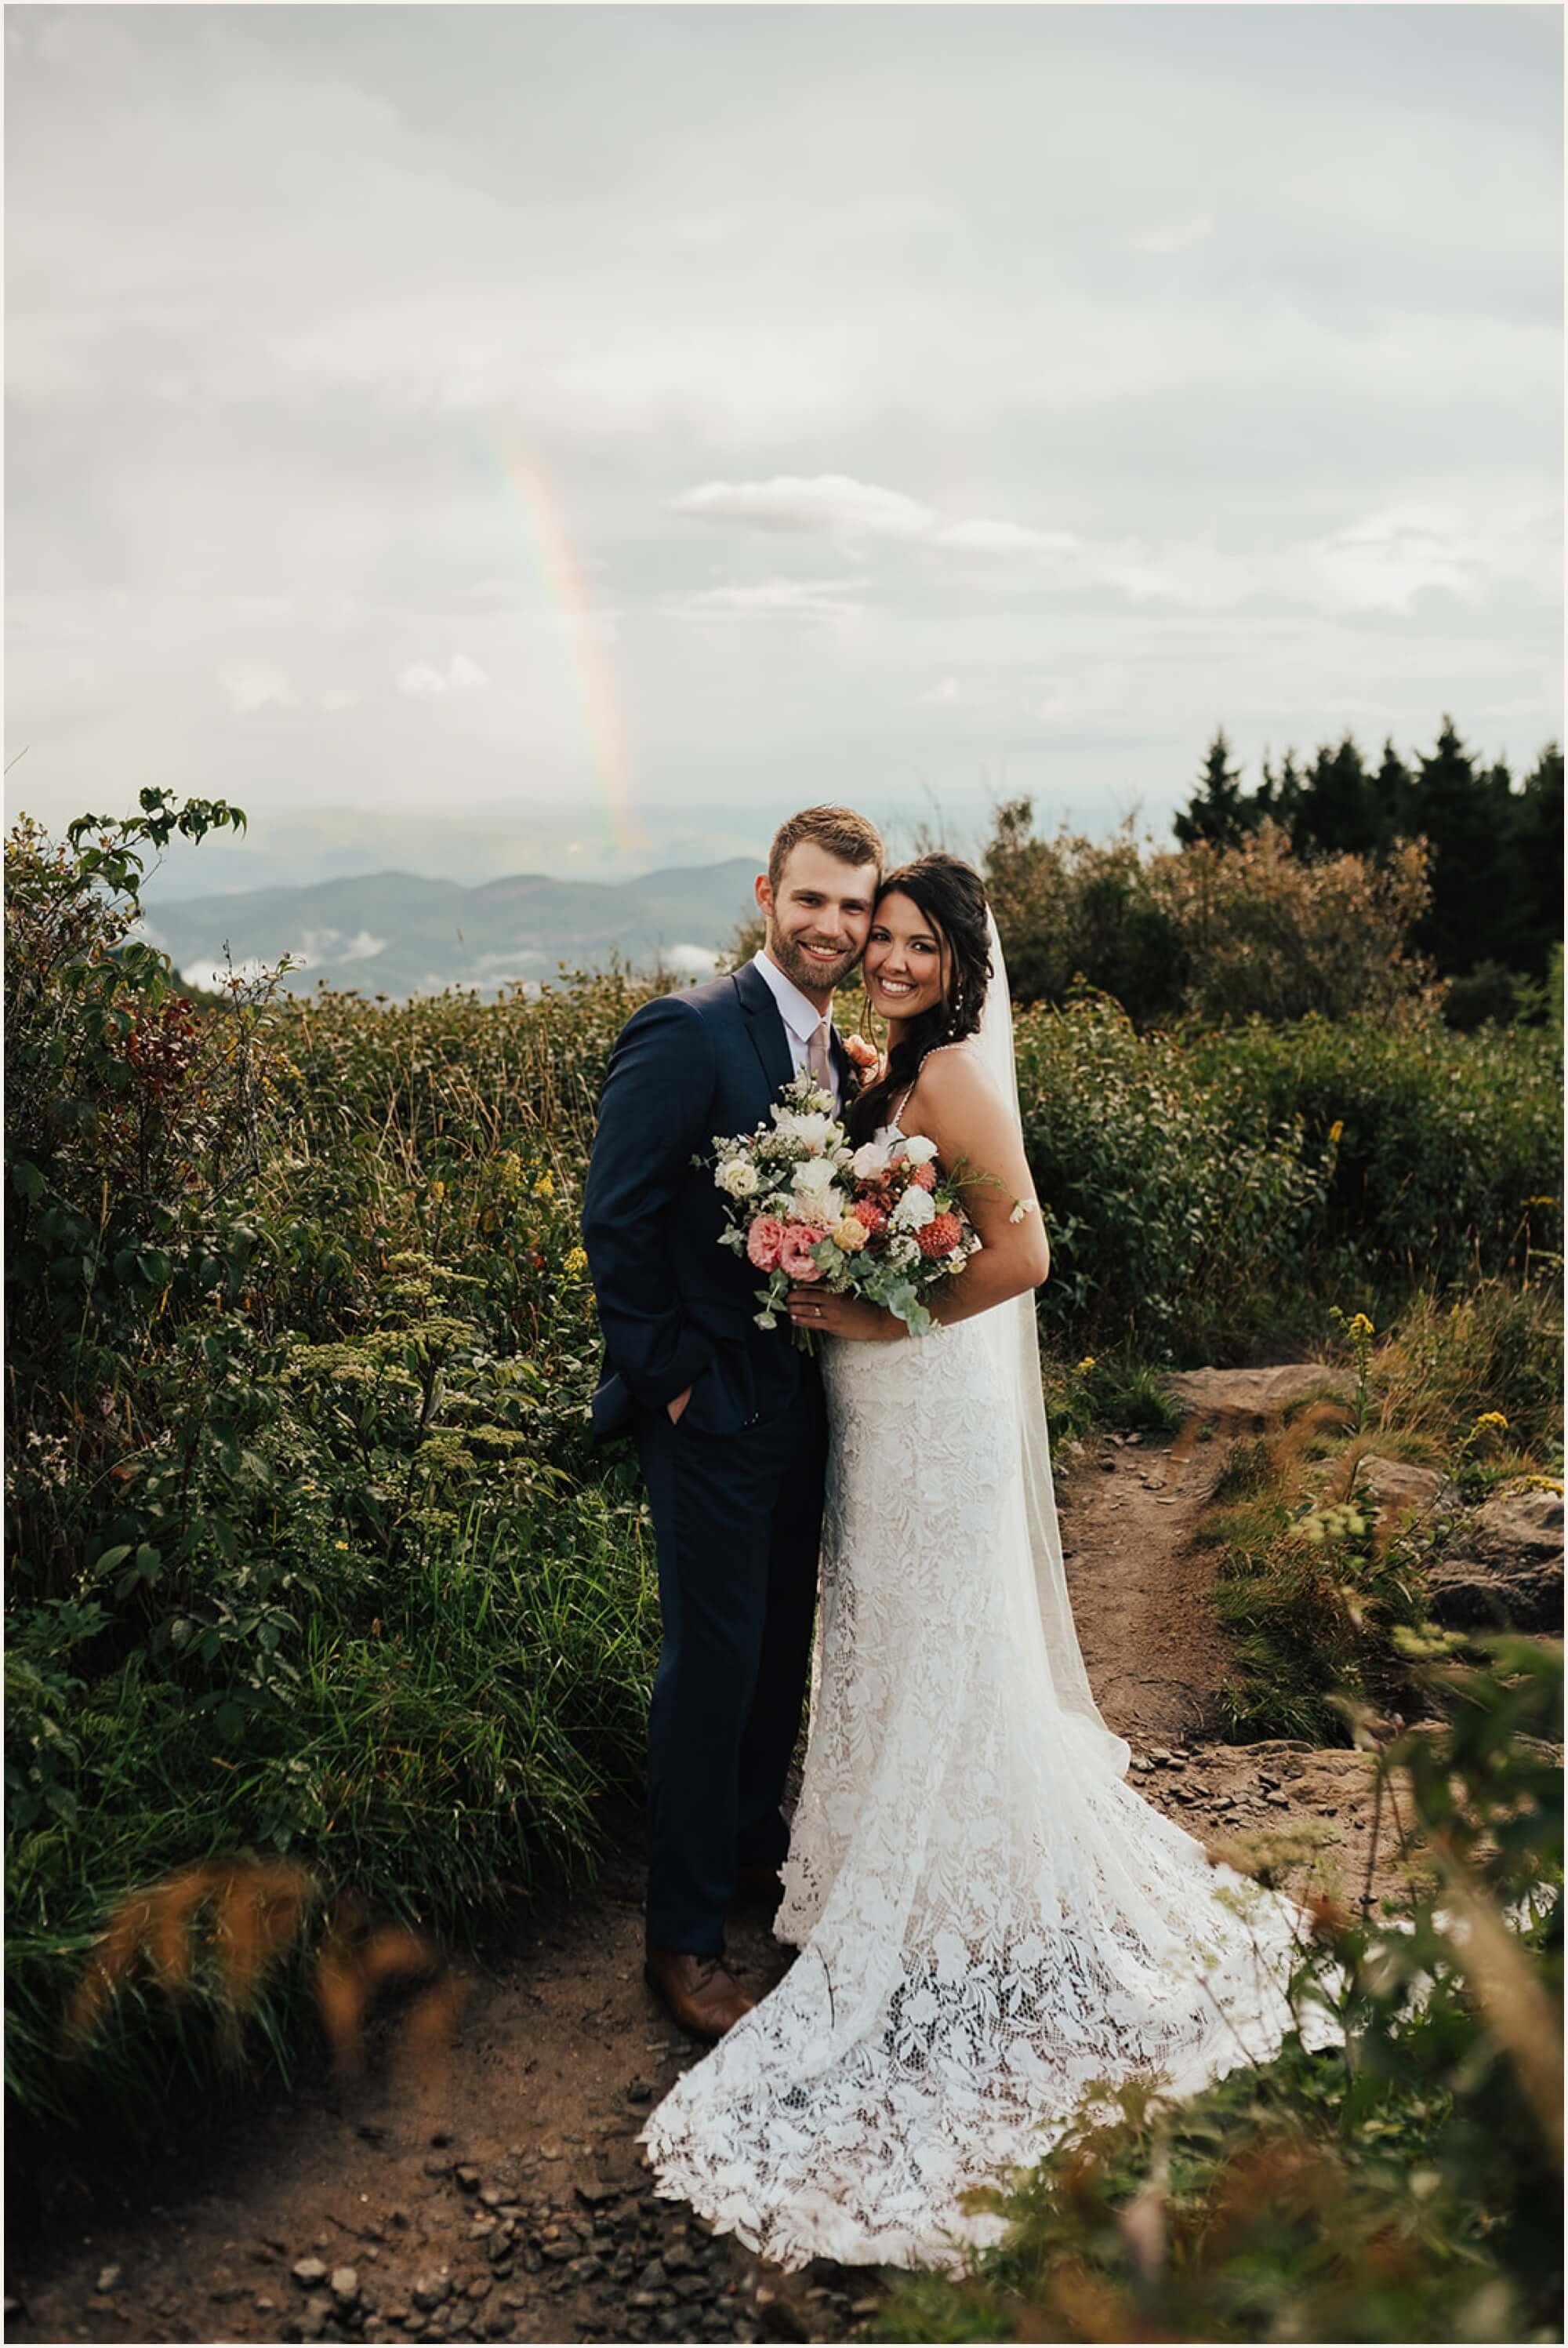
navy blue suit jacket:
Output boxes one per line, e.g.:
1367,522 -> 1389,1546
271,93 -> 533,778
581,961 -> 855,1441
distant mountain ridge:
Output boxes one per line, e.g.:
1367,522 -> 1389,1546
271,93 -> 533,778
140,857 -> 763,1001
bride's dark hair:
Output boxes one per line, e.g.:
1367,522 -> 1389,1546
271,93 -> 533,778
848,853 -> 993,1143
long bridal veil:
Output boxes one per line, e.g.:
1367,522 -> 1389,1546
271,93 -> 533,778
971,911 -> 1130,1779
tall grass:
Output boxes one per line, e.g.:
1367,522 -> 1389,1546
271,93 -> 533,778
1191,1278 -> 1564,1746
5,803 -> 1562,2153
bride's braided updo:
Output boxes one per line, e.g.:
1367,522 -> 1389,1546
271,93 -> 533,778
848,852 -> 993,1144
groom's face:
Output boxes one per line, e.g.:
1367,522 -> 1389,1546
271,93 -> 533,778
756,841 -> 878,1001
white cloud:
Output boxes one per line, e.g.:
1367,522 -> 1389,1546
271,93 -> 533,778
336,929 -> 389,963
667,576 -> 869,624
1080,500 -> 1557,617
397,653 -> 489,696
670,476 -> 1083,572
662,942 -> 719,979
1088,539 -> 1258,611
667,475 -> 938,541
220,663 -> 299,714
1123,211 -> 1218,256
924,677 -> 960,705
1291,511 -> 1487,614
180,955 -> 274,993
933,518 -> 1080,557
247,925 -> 391,969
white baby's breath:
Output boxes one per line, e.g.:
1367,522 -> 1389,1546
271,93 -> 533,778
773,1107 -> 835,1152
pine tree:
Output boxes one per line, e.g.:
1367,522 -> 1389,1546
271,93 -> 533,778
1174,729 -> 1256,849
1254,749 -> 1305,841
1406,717 -> 1523,975
1294,732 -> 1387,860
1373,737 -> 1416,845
1511,743 -> 1565,980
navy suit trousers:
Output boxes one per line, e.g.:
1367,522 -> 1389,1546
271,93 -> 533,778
635,1373 -> 827,1955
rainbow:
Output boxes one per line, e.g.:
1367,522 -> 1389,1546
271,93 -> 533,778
498,443 -> 643,859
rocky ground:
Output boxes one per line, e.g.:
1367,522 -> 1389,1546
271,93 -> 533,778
8,1364 -> 1552,2348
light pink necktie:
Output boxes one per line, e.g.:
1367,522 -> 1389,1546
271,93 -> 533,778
807,1018 -> 834,1098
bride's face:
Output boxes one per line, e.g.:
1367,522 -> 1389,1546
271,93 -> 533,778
863,891 -> 949,1023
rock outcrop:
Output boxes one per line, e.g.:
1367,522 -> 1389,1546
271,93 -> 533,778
1426,1486 -> 1564,1634
1352,1455 -> 1460,1521
1162,1364 -> 1352,1425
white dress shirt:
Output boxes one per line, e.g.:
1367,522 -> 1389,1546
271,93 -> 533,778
751,950 -> 840,1107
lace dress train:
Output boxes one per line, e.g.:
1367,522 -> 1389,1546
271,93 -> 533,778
641,1309 -> 1338,2271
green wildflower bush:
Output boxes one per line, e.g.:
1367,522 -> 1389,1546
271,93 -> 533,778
1012,985 -> 1330,1358
5,801 -> 656,2132
5,795 -> 1561,2208
1188,1012 -> 1563,1303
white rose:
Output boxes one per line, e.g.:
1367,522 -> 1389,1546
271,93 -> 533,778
851,1140 -> 891,1180
791,1155 -> 837,1198
891,1186 -> 936,1231
717,1158 -> 760,1198
900,1134 -> 938,1167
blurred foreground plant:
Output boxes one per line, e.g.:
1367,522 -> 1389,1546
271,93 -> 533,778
882,1635 -> 1562,2345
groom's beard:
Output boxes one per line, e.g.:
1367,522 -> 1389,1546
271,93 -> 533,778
766,927 -> 863,997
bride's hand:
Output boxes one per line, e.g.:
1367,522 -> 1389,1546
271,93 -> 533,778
786,1286 -> 899,1342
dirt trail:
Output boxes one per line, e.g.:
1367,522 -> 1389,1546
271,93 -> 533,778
9,1395 -> 1402,2348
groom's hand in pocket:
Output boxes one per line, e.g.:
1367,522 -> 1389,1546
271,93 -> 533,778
666,1386 -> 693,1425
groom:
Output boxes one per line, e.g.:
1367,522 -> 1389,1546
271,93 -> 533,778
581,805 -> 883,2038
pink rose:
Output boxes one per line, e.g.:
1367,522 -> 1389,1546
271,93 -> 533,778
746,1214 -> 786,1271
779,1223 -> 826,1281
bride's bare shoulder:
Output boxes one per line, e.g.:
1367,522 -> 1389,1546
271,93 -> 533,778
910,1042 -> 1008,1121
913,1045 -> 1030,1193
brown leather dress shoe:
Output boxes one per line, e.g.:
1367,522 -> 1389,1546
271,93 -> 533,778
643,1946 -> 756,2041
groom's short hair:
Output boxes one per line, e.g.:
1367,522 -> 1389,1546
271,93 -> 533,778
768,806 -> 884,894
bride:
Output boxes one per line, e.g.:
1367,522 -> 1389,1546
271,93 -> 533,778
641,852 -> 1337,2272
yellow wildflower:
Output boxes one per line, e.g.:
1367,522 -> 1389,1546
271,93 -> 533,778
564,1245 -> 589,1275
533,1171 -> 556,1198
334,1539 -> 349,1550
1473,1411 -> 1509,1432
1328,1119 -> 1344,1145
430,1179 -> 446,1204
1076,1356 -> 1097,1373
1347,1312 -> 1374,1340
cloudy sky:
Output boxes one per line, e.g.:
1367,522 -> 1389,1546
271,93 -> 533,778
5,3 -> 1562,883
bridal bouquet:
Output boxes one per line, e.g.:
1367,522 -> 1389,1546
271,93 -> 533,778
706,1070 -> 980,1344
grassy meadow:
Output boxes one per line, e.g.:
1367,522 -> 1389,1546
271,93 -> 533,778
5,795 -> 1563,2337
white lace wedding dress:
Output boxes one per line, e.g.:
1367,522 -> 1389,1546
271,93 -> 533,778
641,1129 -> 1341,2273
